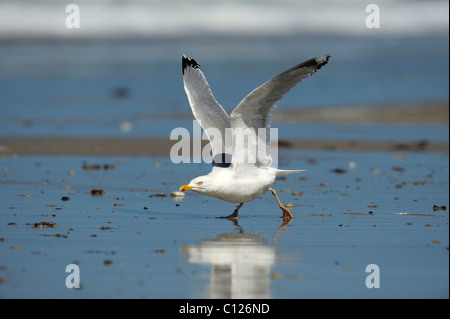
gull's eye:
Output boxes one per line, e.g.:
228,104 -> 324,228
197,181 -> 203,185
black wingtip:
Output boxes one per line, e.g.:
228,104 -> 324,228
311,54 -> 331,71
182,55 -> 201,75
315,54 -> 331,70
295,54 -> 331,74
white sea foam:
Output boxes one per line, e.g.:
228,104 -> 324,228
0,0 -> 448,40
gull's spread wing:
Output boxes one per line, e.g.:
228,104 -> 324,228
230,55 -> 331,167
182,55 -> 231,164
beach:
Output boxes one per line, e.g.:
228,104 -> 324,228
1,102 -> 448,156
1,100 -> 448,298
0,0 -> 448,300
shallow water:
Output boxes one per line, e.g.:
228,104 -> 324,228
1,36 -> 448,137
0,150 -> 448,298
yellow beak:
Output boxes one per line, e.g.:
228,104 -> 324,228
179,184 -> 193,192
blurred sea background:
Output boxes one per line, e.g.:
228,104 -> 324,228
0,0 -> 448,138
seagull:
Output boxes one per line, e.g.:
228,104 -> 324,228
179,54 -> 330,221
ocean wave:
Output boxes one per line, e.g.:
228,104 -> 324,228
0,0 -> 448,40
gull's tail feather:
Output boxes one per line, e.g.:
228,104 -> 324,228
275,169 -> 305,176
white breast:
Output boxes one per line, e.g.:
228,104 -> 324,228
206,167 -> 276,203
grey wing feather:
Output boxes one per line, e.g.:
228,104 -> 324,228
182,55 -> 232,160
230,54 -> 331,167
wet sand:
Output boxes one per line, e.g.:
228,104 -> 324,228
273,101 -> 449,124
1,136 -> 448,156
0,151 -> 448,298
1,102 -> 448,156
0,102 -> 448,299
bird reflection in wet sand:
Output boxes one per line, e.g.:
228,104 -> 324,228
181,219 -> 292,298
